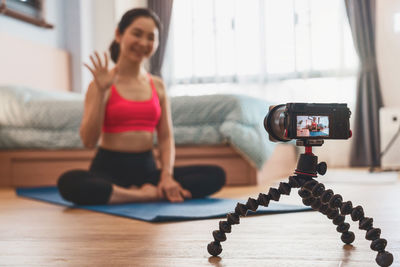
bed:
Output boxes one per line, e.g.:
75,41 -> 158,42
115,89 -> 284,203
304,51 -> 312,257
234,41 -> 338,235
0,85 -> 296,187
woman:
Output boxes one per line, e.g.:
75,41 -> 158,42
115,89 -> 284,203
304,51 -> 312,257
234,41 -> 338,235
57,8 -> 226,205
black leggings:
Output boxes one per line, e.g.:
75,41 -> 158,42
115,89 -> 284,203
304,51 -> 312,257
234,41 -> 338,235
57,148 -> 226,205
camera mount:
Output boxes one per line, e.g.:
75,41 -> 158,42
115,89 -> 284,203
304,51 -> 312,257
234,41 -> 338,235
207,144 -> 394,267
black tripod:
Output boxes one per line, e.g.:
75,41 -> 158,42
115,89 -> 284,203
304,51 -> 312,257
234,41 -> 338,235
207,140 -> 394,267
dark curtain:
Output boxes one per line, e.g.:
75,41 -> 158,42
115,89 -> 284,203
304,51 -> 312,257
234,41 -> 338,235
148,0 -> 173,77
345,0 -> 383,167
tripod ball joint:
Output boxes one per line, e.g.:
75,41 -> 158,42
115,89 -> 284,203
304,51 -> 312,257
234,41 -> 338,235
316,162 -> 327,175
207,241 -> 222,256
340,201 -> 353,215
376,251 -> 394,267
227,213 -> 240,225
321,189 -> 334,203
366,228 -> 381,241
288,176 -> 301,188
332,214 -> 345,225
311,183 -> 325,197
319,204 -> 330,215
302,197 -> 315,206
336,222 -> 350,233
327,209 -> 339,220
298,188 -> 311,198
212,230 -> 227,242
359,217 -> 373,231
303,180 -> 318,191
289,176 -> 307,188
278,182 -> 291,195
328,194 -> 343,209
310,198 -> 322,210
371,238 -> 387,252
341,231 -> 355,244
351,206 -> 365,221
246,198 -> 259,211
219,221 -> 231,233
257,193 -> 270,206
268,188 -> 281,201
311,198 -> 321,210
235,203 -> 248,216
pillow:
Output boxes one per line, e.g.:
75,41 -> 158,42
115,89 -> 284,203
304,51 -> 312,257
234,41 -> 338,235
0,85 -> 84,130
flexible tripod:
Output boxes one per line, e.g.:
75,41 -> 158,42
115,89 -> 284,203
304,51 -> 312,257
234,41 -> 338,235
207,140 -> 394,267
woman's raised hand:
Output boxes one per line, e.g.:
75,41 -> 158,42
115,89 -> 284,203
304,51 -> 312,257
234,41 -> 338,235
84,52 -> 117,92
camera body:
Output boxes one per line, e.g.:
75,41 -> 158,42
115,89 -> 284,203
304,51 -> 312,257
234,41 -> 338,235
265,103 -> 351,142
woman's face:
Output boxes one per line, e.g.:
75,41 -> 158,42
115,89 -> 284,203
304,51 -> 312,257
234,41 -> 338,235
117,16 -> 159,63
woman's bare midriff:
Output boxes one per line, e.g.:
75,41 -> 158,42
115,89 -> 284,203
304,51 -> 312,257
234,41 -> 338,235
100,131 -> 154,152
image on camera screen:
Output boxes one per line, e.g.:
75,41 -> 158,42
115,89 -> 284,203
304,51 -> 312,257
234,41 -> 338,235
296,115 -> 329,137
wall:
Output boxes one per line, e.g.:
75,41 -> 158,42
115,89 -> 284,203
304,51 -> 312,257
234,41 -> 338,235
63,0 -> 116,93
115,0 -> 147,23
79,0 -> 147,92
0,0 -> 65,49
0,32 -> 71,91
0,0 -> 147,93
0,0 -> 76,91
377,0 -> 400,107
79,0 -> 115,93
0,0 -> 70,91
63,0 -> 82,93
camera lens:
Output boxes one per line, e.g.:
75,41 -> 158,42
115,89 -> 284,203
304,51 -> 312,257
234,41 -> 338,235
264,104 -> 290,142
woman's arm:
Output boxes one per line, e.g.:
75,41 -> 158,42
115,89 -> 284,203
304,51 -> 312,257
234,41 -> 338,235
80,52 -> 115,148
79,82 -> 108,148
155,77 -> 175,176
154,76 -> 191,202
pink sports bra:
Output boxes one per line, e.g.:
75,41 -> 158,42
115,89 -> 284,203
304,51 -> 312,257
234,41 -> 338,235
102,74 -> 161,133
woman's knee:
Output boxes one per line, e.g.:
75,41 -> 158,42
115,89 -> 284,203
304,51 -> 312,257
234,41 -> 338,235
211,165 -> 226,188
174,165 -> 226,198
201,165 -> 226,191
57,170 -> 113,205
57,170 -> 89,202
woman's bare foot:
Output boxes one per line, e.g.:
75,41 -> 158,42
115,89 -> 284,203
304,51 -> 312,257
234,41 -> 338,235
128,185 -> 139,190
108,184 -> 161,204
139,183 -> 162,202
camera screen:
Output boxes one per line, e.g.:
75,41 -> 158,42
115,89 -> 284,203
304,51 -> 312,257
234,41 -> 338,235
296,115 -> 329,137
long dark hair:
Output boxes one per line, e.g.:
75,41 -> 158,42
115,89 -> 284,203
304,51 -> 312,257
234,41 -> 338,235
109,8 -> 161,63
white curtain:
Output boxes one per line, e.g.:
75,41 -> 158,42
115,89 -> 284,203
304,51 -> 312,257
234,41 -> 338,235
163,0 -> 357,88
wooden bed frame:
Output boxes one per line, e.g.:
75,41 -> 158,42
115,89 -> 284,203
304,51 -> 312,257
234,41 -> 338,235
0,144 -> 296,187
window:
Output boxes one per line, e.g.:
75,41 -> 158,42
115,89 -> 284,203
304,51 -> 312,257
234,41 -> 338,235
164,0 -> 357,86
0,0 -> 53,28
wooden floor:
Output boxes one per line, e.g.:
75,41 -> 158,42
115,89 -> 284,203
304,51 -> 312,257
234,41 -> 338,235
1,170 -> 399,267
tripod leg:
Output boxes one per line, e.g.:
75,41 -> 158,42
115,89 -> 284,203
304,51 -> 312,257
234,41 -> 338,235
301,179 -> 394,267
207,175 -> 307,257
299,179 -> 355,245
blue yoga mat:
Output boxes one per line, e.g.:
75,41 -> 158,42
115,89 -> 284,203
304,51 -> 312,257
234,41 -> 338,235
16,187 -> 311,222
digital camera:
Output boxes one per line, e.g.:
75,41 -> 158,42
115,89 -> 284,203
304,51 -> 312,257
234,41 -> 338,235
264,103 -> 351,142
